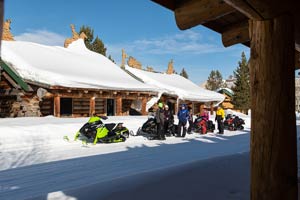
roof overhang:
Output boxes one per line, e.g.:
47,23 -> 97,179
152,0 -> 300,69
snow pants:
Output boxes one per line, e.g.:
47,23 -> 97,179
178,121 -> 187,137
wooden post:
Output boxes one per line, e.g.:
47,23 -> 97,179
141,97 -> 147,115
175,98 -> 179,115
249,14 -> 297,200
89,97 -> 95,116
116,97 -> 122,116
210,102 -> 214,115
53,96 -> 60,117
199,103 -> 205,115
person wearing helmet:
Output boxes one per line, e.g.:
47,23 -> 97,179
177,104 -> 189,137
215,105 -> 225,134
155,102 -> 166,140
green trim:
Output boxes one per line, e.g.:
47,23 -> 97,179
218,89 -> 233,97
0,58 -> 32,92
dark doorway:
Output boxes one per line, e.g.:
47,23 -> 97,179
167,101 -> 175,115
60,98 -> 72,116
107,99 -> 115,116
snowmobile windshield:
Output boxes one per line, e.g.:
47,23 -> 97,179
88,116 -> 102,124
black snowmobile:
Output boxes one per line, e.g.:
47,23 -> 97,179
224,114 -> 245,131
74,115 -> 131,144
135,115 -> 177,140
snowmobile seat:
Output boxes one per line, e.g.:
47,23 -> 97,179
105,123 -> 117,131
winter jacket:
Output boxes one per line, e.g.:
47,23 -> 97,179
201,111 -> 209,121
177,109 -> 189,123
215,108 -> 225,120
164,109 -> 173,122
156,108 -> 165,124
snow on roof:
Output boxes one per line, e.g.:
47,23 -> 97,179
125,65 -> 225,103
0,40 -> 156,92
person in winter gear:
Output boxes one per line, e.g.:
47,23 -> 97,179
155,102 -> 166,140
201,110 -> 209,121
215,106 -> 225,134
187,107 -> 193,134
163,104 -> 174,136
177,104 -> 189,137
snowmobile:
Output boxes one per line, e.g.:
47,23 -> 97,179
224,114 -> 245,131
135,115 -> 177,140
74,115 -> 130,144
193,116 -> 215,134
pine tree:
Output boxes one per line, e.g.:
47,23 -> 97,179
205,70 -> 225,90
92,36 -> 107,56
180,68 -> 189,79
79,25 -> 107,56
232,52 -> 250,113
108,55 -> 116,63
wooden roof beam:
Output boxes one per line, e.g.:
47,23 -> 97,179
223,0 -> 295,20
2,72 -> 21,89
221,21 -> 249,47
175,0 -> 235,30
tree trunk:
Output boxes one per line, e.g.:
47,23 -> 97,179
249,14 -> 298,200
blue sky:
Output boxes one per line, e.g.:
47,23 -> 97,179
4,0 -> 249,84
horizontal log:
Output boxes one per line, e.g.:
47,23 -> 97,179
222,21 -> 249,47
73,102 -> 90,105
224,0 -> 294,20
2,72 -> 21,89
73,111 -> 89,114
175,0 -> 235,30
73,106 -> 90,110
223,0 -> 263,19
41,106 -> 52,110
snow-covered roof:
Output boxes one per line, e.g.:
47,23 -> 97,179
0,40 -> 156,92
125,65 -> 225,103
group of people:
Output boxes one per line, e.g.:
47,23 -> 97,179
155,102 -> 174,140
155,102 -> 193,140
155,102 -> 226,140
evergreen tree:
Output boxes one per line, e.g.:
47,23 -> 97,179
205,70 -> 225,90
79,25 -> 107,56
180,68 -> 189,79
92,36 -> 107,56
108,55 -> 115,63
232,52 -> 250,113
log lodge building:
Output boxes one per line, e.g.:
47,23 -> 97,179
0,22 -> 223,118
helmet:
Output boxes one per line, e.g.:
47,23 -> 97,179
158,102 -> 163,108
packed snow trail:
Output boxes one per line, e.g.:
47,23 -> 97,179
0,115 -> 251,200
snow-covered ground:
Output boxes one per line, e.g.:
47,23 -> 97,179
6,111 -> 297,200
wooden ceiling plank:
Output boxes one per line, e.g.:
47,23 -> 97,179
175,0 -> 235,30
222,21 -> 249,47
224,0 -> 296,20
223,0 -> 263,19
